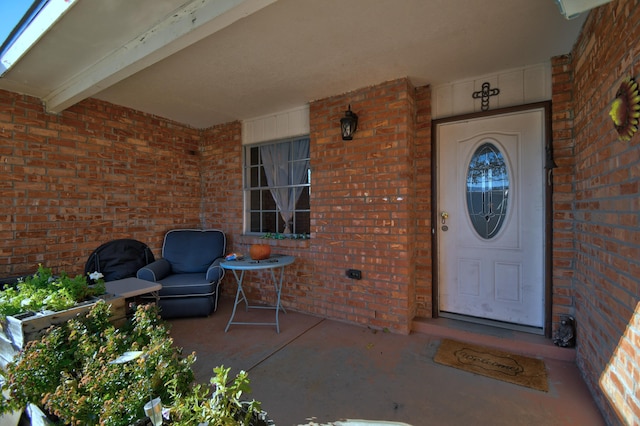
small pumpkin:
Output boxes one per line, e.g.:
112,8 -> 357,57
249,244 -> 271,260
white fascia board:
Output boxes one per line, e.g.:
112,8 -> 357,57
43,0 -> 277,113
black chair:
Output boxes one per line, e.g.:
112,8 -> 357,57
84,239 -> 155,282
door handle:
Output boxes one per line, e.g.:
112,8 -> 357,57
441,211 -> 449,224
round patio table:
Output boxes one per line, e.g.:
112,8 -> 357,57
221,254 -> 295,333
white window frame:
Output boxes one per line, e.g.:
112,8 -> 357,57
243,136 -> 310,237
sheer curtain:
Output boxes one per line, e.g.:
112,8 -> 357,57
260,138 -> 310,234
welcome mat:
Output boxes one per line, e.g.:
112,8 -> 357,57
434,339 -> 548,392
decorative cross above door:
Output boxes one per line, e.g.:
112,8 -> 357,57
472,82 -> 500,111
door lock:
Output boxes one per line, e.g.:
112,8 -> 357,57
441,212 -> 449,231
441,211 -> 449,224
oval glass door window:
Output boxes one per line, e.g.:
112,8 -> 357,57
466,142 -> 509,239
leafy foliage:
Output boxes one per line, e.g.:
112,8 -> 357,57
0,264 -> 106,319
167,365 -> 267,426
261,232 -> 309,240
0,301 -> 195,426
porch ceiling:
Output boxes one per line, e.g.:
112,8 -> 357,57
0,0 -> 586,128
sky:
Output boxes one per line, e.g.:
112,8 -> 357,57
0,1 -> 38,48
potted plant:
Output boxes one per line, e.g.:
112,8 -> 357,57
0,265 -> 125,365
0,264 -> 106,320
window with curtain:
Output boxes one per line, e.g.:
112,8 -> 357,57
244,136 -> 310,236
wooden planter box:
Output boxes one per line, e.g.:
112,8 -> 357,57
0,295 -> 126,367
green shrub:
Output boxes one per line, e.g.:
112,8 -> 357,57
0,301 -> 195,426
167,365 -> 268,426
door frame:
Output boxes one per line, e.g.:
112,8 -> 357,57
431,102 -> 553,337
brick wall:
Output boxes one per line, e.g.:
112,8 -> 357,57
200,121 -> 243,242
564,0 -> 640,424
308,78 -> 418,333
550,55 -> 577,327
0,91 -> 202,276
414,85 -> 433,317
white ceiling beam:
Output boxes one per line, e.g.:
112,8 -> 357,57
554,0 -> 613,19
43,0 -> 277,114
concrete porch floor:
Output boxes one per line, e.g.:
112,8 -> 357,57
168,297 -> 605,426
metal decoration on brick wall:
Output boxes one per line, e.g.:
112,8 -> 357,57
609,77 -> 640,141
472,82 -> 500,111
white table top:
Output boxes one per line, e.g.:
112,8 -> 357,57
220,254 -> 295,271
105,277 -> 162,299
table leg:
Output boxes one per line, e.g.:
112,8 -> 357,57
270,267 -> 287,333
224,265 -> 288,333
225,270 -> 248,332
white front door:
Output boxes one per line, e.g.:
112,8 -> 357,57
436,108 -> 546,329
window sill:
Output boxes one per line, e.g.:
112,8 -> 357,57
239,235 -> 310,249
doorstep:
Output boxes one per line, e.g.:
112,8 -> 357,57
412,316 -> 576,362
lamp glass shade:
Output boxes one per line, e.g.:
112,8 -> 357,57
340,106 -> 358,140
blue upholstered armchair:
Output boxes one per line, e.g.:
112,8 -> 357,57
137,229 -> 226,318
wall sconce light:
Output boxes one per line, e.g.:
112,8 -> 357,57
340,105 -> 358,140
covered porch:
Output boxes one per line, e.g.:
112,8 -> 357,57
169,297 -> 603,425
